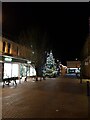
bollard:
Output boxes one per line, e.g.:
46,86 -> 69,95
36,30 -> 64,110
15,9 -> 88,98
19,79 -> 21,84
87,81 -> 90,96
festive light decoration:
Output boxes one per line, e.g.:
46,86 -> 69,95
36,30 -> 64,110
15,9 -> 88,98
43,50 -> 59,78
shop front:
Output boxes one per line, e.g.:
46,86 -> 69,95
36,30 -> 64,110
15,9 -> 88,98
2,55 -> 27,80
1,55 -> 36,81
0,62 -> 2,82
67,68 -> 80,74
29,65 -> 36,76
3,62 -> 19,79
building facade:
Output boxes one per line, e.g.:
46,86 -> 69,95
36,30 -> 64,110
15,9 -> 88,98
0,36 -> 36,81
67,61 -> 81,74
81,17 -> 90,79
81,36 -> 90,78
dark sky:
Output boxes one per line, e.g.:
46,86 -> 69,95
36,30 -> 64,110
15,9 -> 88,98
2,2 -> 90,65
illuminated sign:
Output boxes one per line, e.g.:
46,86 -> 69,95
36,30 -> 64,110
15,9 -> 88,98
4,57 -> 12,62
27,61 -> 31,64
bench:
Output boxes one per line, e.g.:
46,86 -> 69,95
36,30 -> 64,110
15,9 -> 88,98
2,77 -> 18,88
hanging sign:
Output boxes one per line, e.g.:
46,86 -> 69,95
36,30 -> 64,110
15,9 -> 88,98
4,57 -> 12,62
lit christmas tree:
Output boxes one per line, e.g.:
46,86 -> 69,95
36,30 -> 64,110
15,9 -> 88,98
43,50 -> 58,77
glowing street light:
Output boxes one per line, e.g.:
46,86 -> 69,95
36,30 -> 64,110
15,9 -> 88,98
75,58 -> 78,60
32,51 -> 34,54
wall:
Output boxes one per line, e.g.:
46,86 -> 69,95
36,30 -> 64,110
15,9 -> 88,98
1,37 -> 33,61
81,36 -> 90,78
0,36 -> 2,54
67,61 -> 81,68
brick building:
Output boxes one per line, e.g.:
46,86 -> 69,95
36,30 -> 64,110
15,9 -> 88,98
67,61 -> 81,74
81,17 -> 90,78
0,36 -> 36,81
81,36 -> 90,78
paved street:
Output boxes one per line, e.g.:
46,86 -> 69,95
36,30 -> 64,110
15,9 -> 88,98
2,75 -> 89,118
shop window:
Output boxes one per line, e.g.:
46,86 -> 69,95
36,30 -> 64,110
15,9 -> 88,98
20,64 -> 27,77
3,63 -> 19,79
7,43 -> 11,53
12,64 -> 18,77
4,63 -> 12,78
2,41 -> 6,52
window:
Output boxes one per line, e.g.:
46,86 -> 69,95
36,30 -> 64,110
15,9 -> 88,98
85,61 -> 88,66
8,43 -> 11,53
17,46 -> 18,55
3,41 -> 6,52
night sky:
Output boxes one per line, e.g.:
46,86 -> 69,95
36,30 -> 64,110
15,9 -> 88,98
2,2 -> 90,65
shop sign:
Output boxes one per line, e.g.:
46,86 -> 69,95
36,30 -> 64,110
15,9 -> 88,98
4,57 -> 12,62
27,61 -> 31,64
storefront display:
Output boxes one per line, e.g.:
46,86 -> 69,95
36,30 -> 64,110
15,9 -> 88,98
3,63 -> 19,79
30,66 -> 36,76
20,64 -> 27,77
12,64 -> 18,77
2,55 -> 36,80
4,63 -> 12,79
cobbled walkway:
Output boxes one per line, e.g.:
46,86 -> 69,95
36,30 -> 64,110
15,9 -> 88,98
1,75 -> 89,119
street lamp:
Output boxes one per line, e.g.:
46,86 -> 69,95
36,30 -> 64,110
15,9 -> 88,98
32,51 -> 34,54
57,59 -> 59,62
75,58 -> 78,61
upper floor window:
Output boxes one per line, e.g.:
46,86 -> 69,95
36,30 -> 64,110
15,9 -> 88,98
3,41 -> 6,52
17,46 -> 19,55
7,43 -> 11,53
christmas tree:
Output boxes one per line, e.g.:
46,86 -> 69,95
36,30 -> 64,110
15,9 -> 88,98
43,50 -> 58,77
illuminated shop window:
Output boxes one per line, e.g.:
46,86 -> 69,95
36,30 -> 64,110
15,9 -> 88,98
3,63 -> 19,78
4,63 -> 12,78
30,66 -> 36,76
12,64 -> 18,77
20,64 -> 27,77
